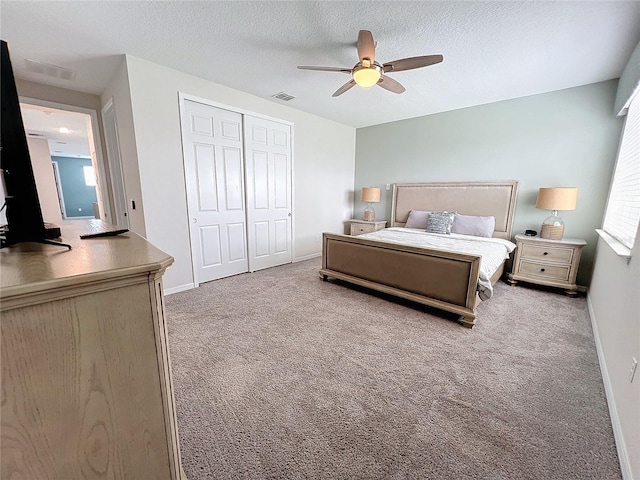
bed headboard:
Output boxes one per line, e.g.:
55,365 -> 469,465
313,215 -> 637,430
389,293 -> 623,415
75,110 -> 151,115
390,181 -> 519,240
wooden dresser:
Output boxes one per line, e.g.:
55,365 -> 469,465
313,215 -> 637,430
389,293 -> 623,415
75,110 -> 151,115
1,221 -> 184,479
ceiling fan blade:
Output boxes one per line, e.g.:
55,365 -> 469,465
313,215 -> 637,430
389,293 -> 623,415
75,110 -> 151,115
357,30 -> 375,62
298,65 -> 352,74
332,79 -> 357,97
377,75 -> 406,94
383,55 -> 443,73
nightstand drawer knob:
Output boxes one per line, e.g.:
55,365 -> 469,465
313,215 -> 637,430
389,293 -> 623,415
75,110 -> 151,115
540,268 -> 546,272
543,252 -> 548,255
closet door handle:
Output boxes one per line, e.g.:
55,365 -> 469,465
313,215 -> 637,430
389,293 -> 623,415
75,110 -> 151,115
192,218 -> 198,224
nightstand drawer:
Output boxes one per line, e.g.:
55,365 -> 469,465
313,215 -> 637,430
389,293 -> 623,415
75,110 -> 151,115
348,220 -> 387,236
520,244 -> 574,264
351,224 -> 376,235
518,260 -> 570,281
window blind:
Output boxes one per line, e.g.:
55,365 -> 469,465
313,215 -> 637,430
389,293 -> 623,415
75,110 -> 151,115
603,92 -> 640,250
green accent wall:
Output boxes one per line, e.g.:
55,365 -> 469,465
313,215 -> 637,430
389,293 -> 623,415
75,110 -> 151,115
355,80 -> 624,286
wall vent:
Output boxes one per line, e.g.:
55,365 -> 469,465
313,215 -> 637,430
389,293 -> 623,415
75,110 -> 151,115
25,58 -> 77,81
271,92 -> 295,101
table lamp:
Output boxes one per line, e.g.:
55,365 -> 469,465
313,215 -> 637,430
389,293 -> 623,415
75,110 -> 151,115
535,187 -> 578,239
361,187 -> 381,221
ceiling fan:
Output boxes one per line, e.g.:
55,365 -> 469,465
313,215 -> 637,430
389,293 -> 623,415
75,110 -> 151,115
298,30 -> 443,97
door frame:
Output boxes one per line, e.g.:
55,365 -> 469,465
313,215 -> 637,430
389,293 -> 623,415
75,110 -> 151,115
50,161 -> 67,218
177,92 -> 295,287
19,96 -> 113,225
101,98 -> 129,228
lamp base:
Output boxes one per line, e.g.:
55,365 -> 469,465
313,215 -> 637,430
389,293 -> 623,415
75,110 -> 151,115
540,223 -> 564,240
540,211 -> 565,239
363,205 -> 375,221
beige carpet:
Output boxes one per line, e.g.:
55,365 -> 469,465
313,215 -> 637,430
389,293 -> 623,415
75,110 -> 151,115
166,258 -> 621,479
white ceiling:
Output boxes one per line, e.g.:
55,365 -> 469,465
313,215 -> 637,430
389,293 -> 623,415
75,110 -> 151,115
2,1 -> 640,128
20,104 -> 92,159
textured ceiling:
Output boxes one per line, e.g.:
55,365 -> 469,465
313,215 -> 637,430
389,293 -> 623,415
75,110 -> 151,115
2,1 -> 640,128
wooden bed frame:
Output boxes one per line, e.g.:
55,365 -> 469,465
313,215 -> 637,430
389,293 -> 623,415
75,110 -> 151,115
320,181 -> 519,328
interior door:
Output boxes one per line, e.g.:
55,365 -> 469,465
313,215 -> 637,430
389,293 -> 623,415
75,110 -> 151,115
181,100 -> 248,284
244,116 -> 292,272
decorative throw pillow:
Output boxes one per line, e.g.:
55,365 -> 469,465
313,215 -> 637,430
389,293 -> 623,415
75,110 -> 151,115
452,214 -> 496,238
405,209 -> 431,229
426,211 -> 455,234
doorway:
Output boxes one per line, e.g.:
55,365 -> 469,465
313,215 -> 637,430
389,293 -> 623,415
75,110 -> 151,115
50,158 -> 98,219
19,98 -> 117,226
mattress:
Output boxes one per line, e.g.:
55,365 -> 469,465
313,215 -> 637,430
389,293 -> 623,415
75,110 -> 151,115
359,227 -> 516,300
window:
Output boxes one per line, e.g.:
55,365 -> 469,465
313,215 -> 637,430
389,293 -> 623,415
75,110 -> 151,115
601,91 -> 640,252
83,165 -> 96,187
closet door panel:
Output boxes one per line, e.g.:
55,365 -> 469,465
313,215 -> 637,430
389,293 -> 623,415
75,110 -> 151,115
244,116 -> 292,272
181,100 -> 248,284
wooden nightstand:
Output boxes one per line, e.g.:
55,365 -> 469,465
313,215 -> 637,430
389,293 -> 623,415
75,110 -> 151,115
508,234 -> 586,296
349,219 -> 387,236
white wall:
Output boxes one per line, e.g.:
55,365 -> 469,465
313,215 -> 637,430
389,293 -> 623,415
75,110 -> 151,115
27,137 -> 62,224
119,55 -> 356,292
355,80 -> 623,286
589,225 -> 640,479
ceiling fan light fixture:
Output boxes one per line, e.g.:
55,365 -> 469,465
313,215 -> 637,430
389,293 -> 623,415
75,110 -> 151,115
353,65 -> 381,87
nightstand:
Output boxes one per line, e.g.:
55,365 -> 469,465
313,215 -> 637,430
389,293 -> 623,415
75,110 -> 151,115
349,219 -> 387,236
508,234 -> 586,296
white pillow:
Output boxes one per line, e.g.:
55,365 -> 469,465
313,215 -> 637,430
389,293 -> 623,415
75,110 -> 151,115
452,214 -> 496,238
405,210 -> 431,229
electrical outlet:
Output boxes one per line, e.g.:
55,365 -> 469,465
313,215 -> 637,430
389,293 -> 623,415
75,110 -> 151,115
630,357 -> 638,383
314,234 -> 320,242
386,183 -> 391,190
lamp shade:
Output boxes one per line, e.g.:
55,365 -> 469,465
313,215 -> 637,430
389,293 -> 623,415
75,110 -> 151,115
360,187 -> 381,203
535,187 -> 578,211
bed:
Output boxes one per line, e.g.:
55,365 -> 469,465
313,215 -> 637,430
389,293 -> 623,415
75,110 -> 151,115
320,181 -> 519,328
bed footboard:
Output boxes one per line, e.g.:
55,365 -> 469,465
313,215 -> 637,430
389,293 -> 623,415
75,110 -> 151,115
320,233 -> 482,328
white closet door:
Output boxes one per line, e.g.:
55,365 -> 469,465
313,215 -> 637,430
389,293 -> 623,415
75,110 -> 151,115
181,100 -> 248,284
244,116 -> 292,272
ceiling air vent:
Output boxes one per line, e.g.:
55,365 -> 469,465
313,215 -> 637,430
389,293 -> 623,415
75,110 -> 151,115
25,58 -> 77,81
27,132 -> 47,138
271,92 -> 295,102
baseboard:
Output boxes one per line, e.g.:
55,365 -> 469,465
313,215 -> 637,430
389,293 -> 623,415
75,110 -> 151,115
587,293 -> 633,480
294,252 -> 321,262
164,283 -> 196,296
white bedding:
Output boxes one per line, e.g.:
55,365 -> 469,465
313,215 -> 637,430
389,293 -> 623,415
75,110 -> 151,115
358,227 -> 516,300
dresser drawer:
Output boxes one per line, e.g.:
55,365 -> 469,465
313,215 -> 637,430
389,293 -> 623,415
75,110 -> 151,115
520,243 -> 574,264
518,260 -> 570,281
351,224 -> 376,235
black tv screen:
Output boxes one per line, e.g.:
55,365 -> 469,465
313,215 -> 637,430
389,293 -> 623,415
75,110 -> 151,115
1,40 -> 47,245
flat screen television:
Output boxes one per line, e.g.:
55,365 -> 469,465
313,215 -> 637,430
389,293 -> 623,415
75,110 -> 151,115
1,40 -> 68,248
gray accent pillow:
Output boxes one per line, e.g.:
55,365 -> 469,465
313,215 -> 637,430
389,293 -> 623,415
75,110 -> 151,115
452,214 -> 496,238
426,211 -> 455,234
405,209 -> 431,229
